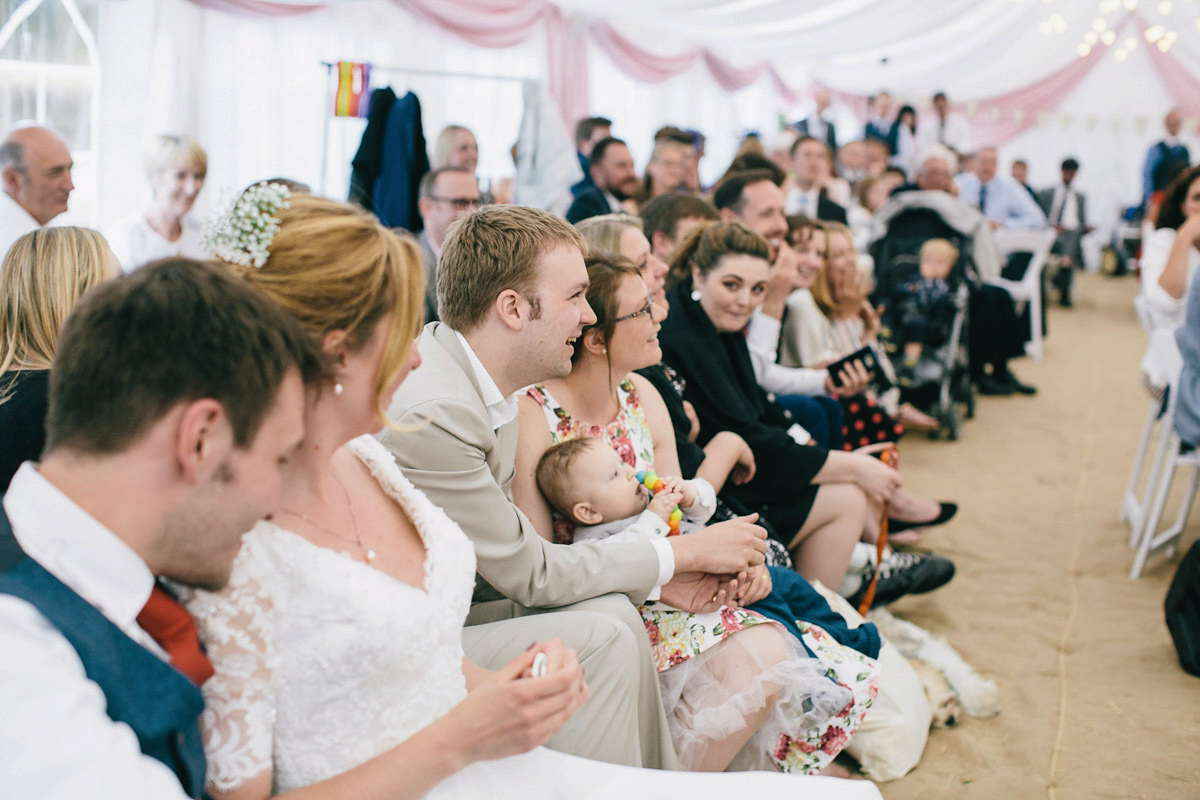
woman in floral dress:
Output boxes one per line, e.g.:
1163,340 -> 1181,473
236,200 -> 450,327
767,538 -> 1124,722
512,252 -> 879,776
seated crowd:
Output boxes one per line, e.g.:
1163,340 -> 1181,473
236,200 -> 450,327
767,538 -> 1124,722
0,92 -> 1133,798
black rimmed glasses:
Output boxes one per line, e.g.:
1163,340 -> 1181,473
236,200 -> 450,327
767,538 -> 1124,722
614,290 -> 655,323
429,196 -> 482,211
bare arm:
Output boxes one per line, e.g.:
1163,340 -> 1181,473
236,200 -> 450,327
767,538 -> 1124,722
1158,217 -> 1200,300
512,395 -> 557,540
695,430 -> 756,494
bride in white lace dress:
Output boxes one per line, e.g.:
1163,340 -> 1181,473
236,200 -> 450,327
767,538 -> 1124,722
184,191 -> 882,800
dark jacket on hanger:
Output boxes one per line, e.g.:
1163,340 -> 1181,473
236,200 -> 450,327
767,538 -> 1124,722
371,91 -> 430,232
348,87 -> 398,212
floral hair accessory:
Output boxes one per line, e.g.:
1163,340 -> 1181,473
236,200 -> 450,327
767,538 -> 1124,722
205,181 -> 292,268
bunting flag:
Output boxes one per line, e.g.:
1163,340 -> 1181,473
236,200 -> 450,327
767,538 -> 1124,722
333,61 -> 371,117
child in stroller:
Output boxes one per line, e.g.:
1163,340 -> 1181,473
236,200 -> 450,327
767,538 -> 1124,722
893,238 -> 960,388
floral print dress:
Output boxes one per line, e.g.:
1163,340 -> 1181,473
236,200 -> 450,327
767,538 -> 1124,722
526,381 -> 878,774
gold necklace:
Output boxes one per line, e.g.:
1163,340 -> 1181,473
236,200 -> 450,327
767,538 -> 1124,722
284,467 -> 374,562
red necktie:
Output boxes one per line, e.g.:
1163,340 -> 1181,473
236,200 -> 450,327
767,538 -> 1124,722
137,584 -> 215,686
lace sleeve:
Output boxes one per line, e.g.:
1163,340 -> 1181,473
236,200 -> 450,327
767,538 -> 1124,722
183,540 -> 277,792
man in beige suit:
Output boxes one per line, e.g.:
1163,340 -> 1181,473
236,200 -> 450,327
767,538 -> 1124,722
382,205 -> 768,770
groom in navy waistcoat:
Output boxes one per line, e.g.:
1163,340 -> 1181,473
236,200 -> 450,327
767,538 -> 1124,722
0,259 -> 325,798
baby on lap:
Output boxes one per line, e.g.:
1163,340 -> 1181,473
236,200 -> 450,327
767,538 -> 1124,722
535,437 -> 716,544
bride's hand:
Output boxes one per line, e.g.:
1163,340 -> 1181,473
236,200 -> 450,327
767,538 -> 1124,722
445,643 -> 587,762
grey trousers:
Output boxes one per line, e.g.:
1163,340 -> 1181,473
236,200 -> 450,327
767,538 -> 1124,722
463,593 -> 681,771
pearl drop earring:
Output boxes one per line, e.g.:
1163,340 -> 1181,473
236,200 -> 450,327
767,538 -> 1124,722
691,288 -> 702,302
334,383 -> 344,395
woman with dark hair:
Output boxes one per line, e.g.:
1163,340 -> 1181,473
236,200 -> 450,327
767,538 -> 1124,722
889,106 -> 918,178
1140,164 -> 1200,333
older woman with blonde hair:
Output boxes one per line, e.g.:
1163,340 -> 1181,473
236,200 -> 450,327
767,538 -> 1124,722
0,226 -> 117,488
106,134 -> 209,272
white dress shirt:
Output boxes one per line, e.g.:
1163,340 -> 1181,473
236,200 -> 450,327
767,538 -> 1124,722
785,186 -> 820,217
918,112 -> 972,155
0,463 -> 192,799
453,332 -> 675,592
0,191 -> 41,261
1047,185 -> 1079,230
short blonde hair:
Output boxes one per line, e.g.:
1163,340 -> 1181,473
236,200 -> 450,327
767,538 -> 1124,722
223,193 -> 424,420
0,227 -> 116,381
575,213 -> 642,256
536,437 -> 598,525
919,238 -> 959,265
144,134 -> 207,181
438,205 -> 585,333
432,125 -> 475,170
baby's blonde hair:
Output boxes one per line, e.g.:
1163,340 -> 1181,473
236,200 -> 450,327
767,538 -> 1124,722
535,437 -> 599,525
919,238 -> 959,266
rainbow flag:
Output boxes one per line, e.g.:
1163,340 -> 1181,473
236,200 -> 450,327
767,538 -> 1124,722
333,62 -> 371,117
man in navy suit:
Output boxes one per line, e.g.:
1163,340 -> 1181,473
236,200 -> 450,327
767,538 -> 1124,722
0,259 -> 324,798
784,135 -> 848,224
570,116 -> 612,198
1143,109 -> 1191,213
795,89 -> 838,155
566,137 -> 640,224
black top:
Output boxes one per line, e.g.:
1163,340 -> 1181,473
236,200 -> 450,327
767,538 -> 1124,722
658,282 -> 828,498
0,370 -> 50,492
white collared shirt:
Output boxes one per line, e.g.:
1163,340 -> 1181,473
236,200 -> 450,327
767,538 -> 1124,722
785,186 -> 820,217
0,463 -> 191,798
453,331 -> 675,592
454,330 -> 519,430
0,191 -> 41,261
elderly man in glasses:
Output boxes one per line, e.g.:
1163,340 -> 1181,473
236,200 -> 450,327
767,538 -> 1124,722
416,166 -> 483,321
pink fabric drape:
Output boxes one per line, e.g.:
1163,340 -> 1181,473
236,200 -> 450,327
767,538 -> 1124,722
392,0 -> 551,49
184,0 -> 319,16
588,21 -> 699,83
968,43 -> 1107,145
703,51 -> 765,92
1136,17 -> 1200,116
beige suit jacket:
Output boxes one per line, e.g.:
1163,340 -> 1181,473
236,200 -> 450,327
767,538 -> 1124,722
381,323 -> 661,608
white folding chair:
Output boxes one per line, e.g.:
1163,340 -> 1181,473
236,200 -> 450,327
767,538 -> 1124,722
986,228 -> 1057,363
1131,361 -> 1200,579
1120,328 -> 1181,541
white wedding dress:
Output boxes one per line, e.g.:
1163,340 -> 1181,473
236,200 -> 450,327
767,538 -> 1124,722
185,436 -> 882,799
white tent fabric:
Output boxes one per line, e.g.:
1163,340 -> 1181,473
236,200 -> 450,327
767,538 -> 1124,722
34,0 -> 1200,250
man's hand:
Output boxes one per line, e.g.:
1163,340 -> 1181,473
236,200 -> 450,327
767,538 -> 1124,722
761,243 -> 800,319
659,571 -> 741,613
668,514 -> 767,573
825,358 -> 870,396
